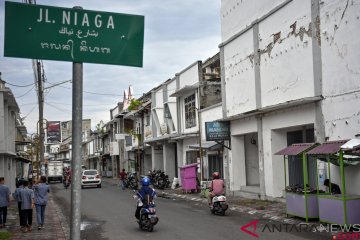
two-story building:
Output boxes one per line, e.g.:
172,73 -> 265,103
220,0 -> 360,199
0,77 -> 28,192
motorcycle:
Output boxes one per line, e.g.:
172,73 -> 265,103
63,176 -> 71,189
148,169 -> 170,190
210,194 -> 228,216
127,173 -> 138,190
133,191 -> 159,232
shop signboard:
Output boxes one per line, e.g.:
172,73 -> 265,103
4,1 -> 144,67
205,121 -> 230,141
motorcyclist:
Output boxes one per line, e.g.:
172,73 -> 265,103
135,177 -> 156,221
208,172 -> 225,207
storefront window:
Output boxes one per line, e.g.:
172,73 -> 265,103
208,154 -> 223,180
186,151 -> 198,165
184,94 -> 196,129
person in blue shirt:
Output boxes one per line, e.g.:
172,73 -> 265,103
33,176 -> 50,230
0,177 -> 10,228
20,180 -> 35,232
12,179 -> 24,228
135,177 -> 156,221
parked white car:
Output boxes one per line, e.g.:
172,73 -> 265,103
81,169 -> 101,189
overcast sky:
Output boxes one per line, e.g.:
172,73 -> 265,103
0,0 -> 221,134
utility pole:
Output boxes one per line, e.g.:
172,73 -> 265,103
37,60 -> 45,179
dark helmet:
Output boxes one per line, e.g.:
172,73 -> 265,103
141,177 -> 151,186
212,172 -> 220,179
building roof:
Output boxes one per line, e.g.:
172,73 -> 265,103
188,141 -> 222,151
169,83 -> 199,97
275,143 -> 317,156
306,140 -> 350,155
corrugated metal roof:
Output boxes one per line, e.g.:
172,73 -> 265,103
188,142 -> 222,151
307,140 -> 350,155
275,143 -> 316,156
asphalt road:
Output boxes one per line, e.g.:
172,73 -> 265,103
51,180 -> 330,240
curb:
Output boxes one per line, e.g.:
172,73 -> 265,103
158,191 -> 306,226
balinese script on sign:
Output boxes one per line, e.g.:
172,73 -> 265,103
4,1 -> 144,67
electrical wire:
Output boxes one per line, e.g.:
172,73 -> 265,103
20,102 -> 38,106
22,105 -> 37,119
46,101 -> 116,107
45,102 -> 72,114
16,85 -> 35,98
4,81 -> 35,88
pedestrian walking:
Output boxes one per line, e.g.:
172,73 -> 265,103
20,180 -> 35,232
33,176 -> 50,230
0,177 -> 10,228
119,169 -> 127,190
12,179 -> 24,228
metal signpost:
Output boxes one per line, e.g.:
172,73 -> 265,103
4,2 -> 144,239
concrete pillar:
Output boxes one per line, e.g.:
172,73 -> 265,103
176,141 -> 184,180
230,135 -> 246,191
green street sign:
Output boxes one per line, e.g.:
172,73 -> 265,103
4,1 -> 144,67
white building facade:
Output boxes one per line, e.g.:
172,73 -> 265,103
220,0 -> 360,199
0,79 -> 27,192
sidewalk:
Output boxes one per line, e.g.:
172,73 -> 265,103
103,177 -> 303,225
2,194 -> 67,240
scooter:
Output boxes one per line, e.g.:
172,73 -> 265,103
210,194 -> 228,216
133,191 -> 159,232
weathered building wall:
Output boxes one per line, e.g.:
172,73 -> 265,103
262,103 -> 316,197
152,87 -> 164,137
177,64 -> 200,135
221,0 -> 284,42
199,104 -> 222,141
220,0 -> 360,197
200,82 -> 222,109
259,0 -> 315,107
320,0 -> 360,195
166,79 -> 178,133
223,30 -> 256,116
178,62 -> 201,88
229,118 -> 257,191
182,137 -> 198,166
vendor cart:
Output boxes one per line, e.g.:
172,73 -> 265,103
307,139 -> 360,225
275,143 -> 318,222
179,163 -> 198,193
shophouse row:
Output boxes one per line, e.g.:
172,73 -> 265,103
60,0 -> 360,200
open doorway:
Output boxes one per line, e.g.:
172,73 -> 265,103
245,133 -> 259,186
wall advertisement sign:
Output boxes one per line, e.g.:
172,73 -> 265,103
47,121 -> 61,144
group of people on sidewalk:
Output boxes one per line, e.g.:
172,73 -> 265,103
0,176 -> 50,233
